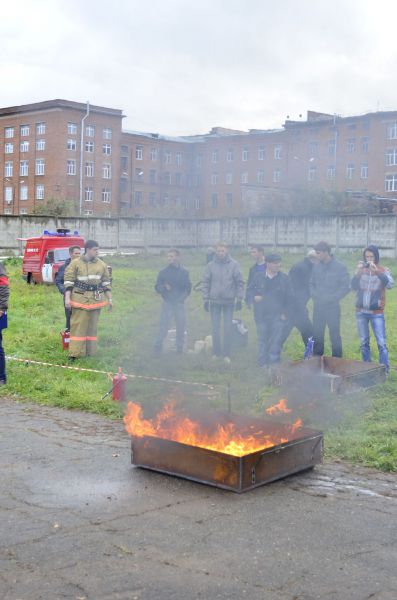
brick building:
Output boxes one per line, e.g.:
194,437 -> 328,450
2,100 -> 397,218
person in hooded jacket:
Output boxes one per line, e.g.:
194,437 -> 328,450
201,242 -> 244,363
351,244 -> 393,372
154,249 -> 191,354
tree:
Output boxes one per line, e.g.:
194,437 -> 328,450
32,198 -> 77,217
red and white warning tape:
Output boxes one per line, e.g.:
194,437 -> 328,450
6,355 -> 221,390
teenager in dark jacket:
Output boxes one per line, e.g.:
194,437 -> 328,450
351,245 -> 393,372
280,249 -> 318,348
246,252 -> 292,366
55,245 -> 81,331
310,241 -> 350,357
154,249 -> 191,354
0,262 -> 9,384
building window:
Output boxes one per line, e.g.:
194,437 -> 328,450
386,148 -> 397,166
20,208 -> 28,215
20,160 -> 28,176
36,139 -> 45,151
149,169 -> 157,184
102,188 -> 112,203
102,144 -> 111,155
150,147 -> 158,161
328,139 -> 336,155
164,172 -> 171,185
20,185 -> 28,201
242,147 -> 249,161
212,150 -> 219,163
360,164 -> 368,179
135,145 -> 143,160
20,141 -> 29,152
196,154 -> 202,168
211,193 -> 218,208
85,125 -> 95,137
308,141 -> 318,157
85,141 -> 94,153
67,139 -> 76,151
102,164 -> 112,179
163,194 -> 170,207
36,122 -> 46,135
227,148 -> 234,162
85,187 -> 93,202
258,145 -> 265,160
273,169 -> 281,182
241,171 -> 248,184
176,152 -> 182,166
211,173 -> 218,185
67,160 -> 76,175
164,151 -> 172,164
135,168 -> 144,181
35,158 -> 45,175
121,145 -> 128,154
387,123 -> 397,140
36,185 -> 44,200
274,145 -> 282,160
195,197 -> 201,210
68,122 -> 77,135
149,192 -> 157,206
5,127 -> 14,138
84,209 -> 93,216
119,178 -> 127,193
361,137 -> 369,153
196,174 -> 202,186
20,125 -> 29,137
308,166 -> 316,181
4,143 -> 13,154
226,192 -> 233,208
132,191 -> 142,206
257,170 -> 265,184
4,187 -> 13,203
385,174 -> 397,191
347,139 -> 356,153
226,172 -> 233,185
4,162 -> 13,177
4,208 -> 12,215
346,163 -> 354,179
120,156 -> 128,174
103,128 -> 112,140
175,172 -> 182,186
85,162 -> 94,177
327,165 -> 336,180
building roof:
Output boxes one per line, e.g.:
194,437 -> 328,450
0,99 -> 123,118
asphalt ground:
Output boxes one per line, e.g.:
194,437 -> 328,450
0,398 -> 396,600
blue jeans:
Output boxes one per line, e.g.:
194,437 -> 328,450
0,330 -> 5,382
356,312 -> 389,371
255,316 -> 285,366
155,301 -> 186,352
210,302 -> 234,357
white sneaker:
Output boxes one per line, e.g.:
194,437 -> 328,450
224,356 -> 231,364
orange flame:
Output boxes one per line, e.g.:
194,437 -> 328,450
124,401 -> 303,457
265,398 -> 292,415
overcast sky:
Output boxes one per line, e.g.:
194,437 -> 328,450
2,0 -> 397,136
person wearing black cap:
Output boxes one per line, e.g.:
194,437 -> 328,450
310,241 -> 350,357
351,245 -> 393,372
246,252 -> 292,367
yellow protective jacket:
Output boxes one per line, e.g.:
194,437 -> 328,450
64,256 -> 111,311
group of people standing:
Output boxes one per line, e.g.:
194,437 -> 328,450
153,241 -> 394,374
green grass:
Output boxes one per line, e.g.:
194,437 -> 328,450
2,250 -> 397,471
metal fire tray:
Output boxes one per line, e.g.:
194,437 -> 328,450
130,413 -> 323,493
281,356 -> 386,393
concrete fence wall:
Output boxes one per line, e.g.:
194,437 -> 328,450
2,214 -> 397,257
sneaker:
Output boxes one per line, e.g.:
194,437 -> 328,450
224,356 -> 231,364
68,356 -> 77,362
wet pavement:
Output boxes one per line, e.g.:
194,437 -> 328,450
0,398 -> 396,600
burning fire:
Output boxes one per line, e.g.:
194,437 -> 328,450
124,401 -> 303,457
265,398 -> 291,415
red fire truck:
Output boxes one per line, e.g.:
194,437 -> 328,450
20,229 -> 85,284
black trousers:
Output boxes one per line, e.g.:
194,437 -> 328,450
280,303 -> 313,347
312,302 -> 342,357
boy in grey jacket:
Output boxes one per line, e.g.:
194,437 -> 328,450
202,243 -> 244,362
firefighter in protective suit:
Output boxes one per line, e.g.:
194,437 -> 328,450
64,239 -> 112,359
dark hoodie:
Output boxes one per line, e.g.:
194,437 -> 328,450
351,245 -> 394,313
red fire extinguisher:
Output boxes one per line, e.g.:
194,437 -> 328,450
112,367 -> 127,402
61,330 -> 70,351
